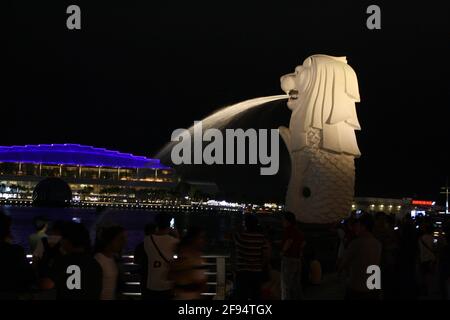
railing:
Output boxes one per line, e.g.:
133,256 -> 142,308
26,254 -> 231,299
120,255 -> 231,300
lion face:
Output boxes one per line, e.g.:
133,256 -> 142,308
280,57 -> 313,110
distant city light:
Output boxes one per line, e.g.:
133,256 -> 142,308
411,200 -> 434,206
205,200 -> 243,208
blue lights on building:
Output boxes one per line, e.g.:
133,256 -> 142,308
0,144 -> 170,169
0,144 -> 176,204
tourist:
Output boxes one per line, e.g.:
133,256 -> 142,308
301,249 -> 322,299
170,227 -> 208,300
33,220 -> 64,261
233,214 -> 269,300
29,216 -> 49,254
144,214 -> 179,300
308,250 -> 322,286
418,221 -> 437,297
0,211 -> 35,299
338,213 -> 382,300
134,223 -> 156,299
280,211 -> 305,300
51,222 -> 102,300
345,216 -> 358,246
261,262 -> 281,300
95,225 -> 127,300
439,222 -> 450,299
260,228 -> 281,300
373,212 -> 399,299
33,220 -> 65,292
396,216 -> 419,299
336,222 -> 346,262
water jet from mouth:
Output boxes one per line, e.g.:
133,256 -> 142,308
156,95 -> 287,159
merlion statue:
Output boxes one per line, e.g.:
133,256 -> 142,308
279,55 -> 361,224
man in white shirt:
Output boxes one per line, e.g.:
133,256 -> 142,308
144,214 -> 179,300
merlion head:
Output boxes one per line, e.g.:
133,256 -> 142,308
280,55 -> 362,156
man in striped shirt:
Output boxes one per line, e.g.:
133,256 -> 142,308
233,215 -> 269,300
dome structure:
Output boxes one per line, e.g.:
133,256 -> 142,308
33,177 -> 72,207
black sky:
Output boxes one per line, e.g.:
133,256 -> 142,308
5,1 -> 450,202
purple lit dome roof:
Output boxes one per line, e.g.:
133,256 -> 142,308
0,144 -> 171,169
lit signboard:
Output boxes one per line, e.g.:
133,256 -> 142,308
411,200 -> 434,206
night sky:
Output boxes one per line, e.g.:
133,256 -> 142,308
5,1 -> 450,202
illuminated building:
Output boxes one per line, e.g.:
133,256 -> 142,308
353,197 -> 441,219
0,144 -> 177,203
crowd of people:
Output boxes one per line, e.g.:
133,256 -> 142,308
0,208 -> 449,300
0,211 -> 209,300
231,210 -> 450,301
337,212 -> 450,300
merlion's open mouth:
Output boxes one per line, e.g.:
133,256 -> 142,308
288,89 -> 299,100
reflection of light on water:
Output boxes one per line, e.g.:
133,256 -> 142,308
156,95 -> 287,158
